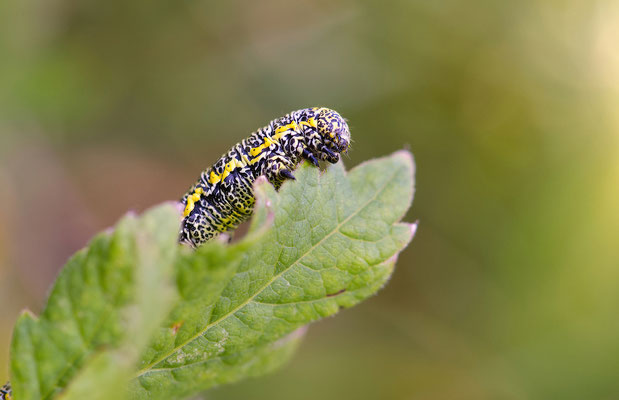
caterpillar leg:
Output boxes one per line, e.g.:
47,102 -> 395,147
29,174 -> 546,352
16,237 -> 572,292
315,143 -> 340,163
279,169 -> 295,180
301,148 -> 320,167
265,155 -> 296,188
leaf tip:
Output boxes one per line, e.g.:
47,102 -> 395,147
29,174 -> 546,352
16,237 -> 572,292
410,220 -> 419,238
392,149 -> 415,170
18,309 -> 38,323
166,201 -> 185,218
273,326 -> 308,349
253,176 -> 275,206
245,175 -> 276,239
254,174 -> 269,186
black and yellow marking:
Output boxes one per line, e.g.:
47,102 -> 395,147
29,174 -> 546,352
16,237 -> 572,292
180,107 -> 351,247
0,382 -> 11,400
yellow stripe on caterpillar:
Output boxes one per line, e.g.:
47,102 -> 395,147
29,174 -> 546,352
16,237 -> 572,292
300,118 -> 317,129
183,187 -> 204,217
250,121 -> 298,157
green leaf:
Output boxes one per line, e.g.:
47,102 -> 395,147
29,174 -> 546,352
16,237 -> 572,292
130,151 -> 416,399
10,205 -> 180,400
8,150 -> 415,400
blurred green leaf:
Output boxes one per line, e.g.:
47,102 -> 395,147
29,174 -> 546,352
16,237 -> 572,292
10,205 -> 180,400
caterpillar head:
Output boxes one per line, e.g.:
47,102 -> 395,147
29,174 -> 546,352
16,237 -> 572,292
310,107 -> 350,163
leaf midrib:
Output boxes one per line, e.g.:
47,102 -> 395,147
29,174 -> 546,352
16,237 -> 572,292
135,168 -> 400,378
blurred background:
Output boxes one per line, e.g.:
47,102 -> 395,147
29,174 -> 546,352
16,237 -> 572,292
1,0 -> 618,398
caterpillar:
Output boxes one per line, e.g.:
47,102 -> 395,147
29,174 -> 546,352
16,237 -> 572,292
0,382 -> 11,400
180,107 -> 351,247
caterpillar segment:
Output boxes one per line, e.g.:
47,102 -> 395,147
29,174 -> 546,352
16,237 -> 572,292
180,107 -> 351,247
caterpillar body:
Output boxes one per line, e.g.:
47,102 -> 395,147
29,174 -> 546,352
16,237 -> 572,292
0,382 -> 11,400
180,107 -> 351,247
